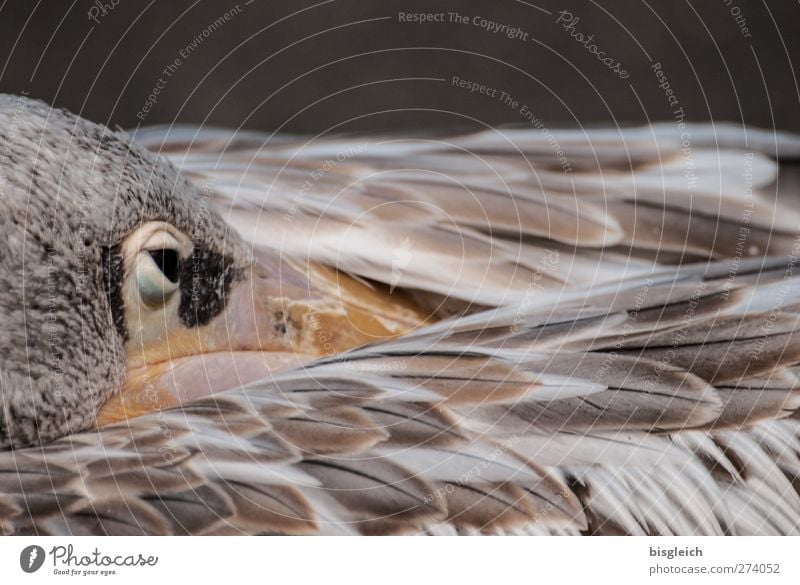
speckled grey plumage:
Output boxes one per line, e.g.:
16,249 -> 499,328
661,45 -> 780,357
0,94 -> 247,448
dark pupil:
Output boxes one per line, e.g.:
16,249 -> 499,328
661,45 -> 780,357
149,249 -> 180,283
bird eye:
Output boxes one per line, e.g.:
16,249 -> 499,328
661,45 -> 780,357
127,226 -> 189,309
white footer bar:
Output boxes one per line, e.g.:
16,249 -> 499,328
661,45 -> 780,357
1,536 -> 798,584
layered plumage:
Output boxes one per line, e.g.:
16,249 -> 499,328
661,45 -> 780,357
134,122 -> 800,309
3,102 -> 800,535
4,258 -> 800,535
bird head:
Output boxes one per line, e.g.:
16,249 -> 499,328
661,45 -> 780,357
0,94 -> 303,448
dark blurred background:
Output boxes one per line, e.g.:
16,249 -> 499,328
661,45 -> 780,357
0,0 -> 798,133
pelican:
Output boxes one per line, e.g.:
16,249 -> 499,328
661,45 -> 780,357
1,93 -> 800,535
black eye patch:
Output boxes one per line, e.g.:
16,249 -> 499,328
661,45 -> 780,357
177,245 -> 241,327
149,248 -> 180,283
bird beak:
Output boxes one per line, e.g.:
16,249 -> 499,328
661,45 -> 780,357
94,257 -> 428,427
94,264 -> 311,426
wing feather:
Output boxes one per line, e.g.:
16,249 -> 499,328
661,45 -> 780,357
133,123 -> 800,310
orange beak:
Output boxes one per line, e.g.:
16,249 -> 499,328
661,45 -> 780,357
94,257 -> 431,426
